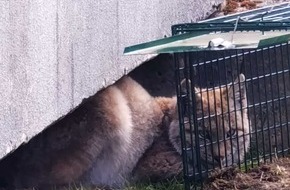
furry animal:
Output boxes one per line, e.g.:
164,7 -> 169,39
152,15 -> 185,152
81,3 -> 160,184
0,74 -> 250,188
133,74 -> 250,180
0,75 -> 176,189
170,73 -> 250,169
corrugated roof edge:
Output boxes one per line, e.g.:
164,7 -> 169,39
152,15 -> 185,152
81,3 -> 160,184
124,2 -> 290,55
123,31 -> 209,55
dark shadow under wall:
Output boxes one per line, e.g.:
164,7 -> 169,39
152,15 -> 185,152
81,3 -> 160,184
129,54 -> 176,97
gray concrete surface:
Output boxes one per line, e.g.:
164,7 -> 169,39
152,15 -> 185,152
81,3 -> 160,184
0,0 -> 223,159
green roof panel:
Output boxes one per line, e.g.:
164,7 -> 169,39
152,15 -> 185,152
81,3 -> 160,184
124,2 -> 290,55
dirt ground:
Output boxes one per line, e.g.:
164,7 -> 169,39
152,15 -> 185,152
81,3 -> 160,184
222,0 -> 271,15
207,0 -> 288,18
203,157 -> 290,190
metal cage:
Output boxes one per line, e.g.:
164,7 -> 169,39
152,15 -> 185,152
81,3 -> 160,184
174,43 -> 290,189
170,4 -> 290,189
123,3 -> 290,190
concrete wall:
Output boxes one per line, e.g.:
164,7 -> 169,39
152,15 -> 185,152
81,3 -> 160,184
0,0 -> 223,159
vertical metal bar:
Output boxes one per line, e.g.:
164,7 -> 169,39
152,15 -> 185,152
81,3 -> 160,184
215,51 -> 228,167
202,51 -> 216,172
187,52 -> 203,184
228,52 -> 241,168
223,51 -> 235,167
241,49 -> 252,170
209,53 -> 222,169
173,53 -> 190,190
263,47 -> 273,162
267,46 -> 278,160
248,49 -> 261,167
285,43 -> 290,153
236,49 -> 248,171
274,44 -> 285,157
253,49 -> 263,164
184,52 -> 198,184
196,51 -> 209,174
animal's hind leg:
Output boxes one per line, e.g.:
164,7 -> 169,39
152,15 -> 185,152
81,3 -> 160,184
48,86 -> 133,186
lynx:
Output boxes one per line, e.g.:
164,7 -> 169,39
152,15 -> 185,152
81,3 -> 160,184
170,73 -> 250,169
0,74 -> 250,188
133,74 -> 250,180
0,75 -> 176,189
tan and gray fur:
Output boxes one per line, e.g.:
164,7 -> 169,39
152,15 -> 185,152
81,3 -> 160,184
0,75 -> 176,189
0,74 -> 250,188
169,74 -> 250,170
132,74 -> 250,182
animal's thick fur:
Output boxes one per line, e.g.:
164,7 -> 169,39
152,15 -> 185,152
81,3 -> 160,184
0,74 -> 250,188
0,76 -> 176,189
133,74 -> 250,181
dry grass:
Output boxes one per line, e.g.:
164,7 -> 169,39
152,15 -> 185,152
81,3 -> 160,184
204,157 -> 290,190
11,157 -> 290,189
57,157 -> 290,190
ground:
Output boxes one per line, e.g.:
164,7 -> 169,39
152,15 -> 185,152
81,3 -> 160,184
203,157 -> 290,190
206,0 -> 287,19
69,157 -> 290,190
129,157 -> 290,190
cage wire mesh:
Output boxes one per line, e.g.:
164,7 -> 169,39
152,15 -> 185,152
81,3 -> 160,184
174,43 -> 290,189
123,4 -> 290,189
